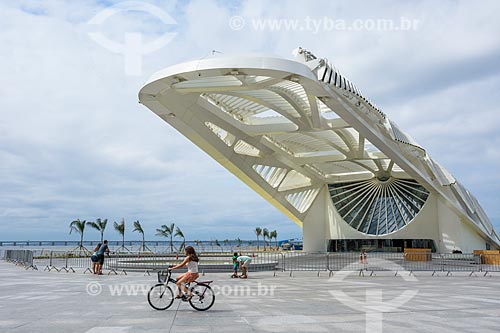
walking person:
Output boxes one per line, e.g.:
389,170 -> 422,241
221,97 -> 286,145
96,239 -> 110,275
169,246 -> 199,301
237,255 -> 252,279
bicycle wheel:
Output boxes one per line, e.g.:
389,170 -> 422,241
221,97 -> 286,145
148,284 -> 174,310
189,284 -> 215,311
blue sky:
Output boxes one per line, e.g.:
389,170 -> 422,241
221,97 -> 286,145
1,0 -> 500,242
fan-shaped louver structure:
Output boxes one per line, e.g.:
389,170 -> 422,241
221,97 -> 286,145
329,178 -> 429,235
139,47 -> 500,253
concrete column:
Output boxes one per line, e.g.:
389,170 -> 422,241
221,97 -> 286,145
302,186 -> 329,252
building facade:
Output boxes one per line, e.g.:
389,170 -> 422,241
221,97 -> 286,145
139,48 -> 500,253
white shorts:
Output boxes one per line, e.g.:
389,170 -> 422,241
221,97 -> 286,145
241,259 -> 252,268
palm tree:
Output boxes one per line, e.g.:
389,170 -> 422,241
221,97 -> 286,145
156,223 -> 175,253
175,226 -> 185,253
270,230 -> 278,250
69,219 -> 88,251
236,237 -> 242,248
86,218 -> 108,243
255,227 -> 262,251
263,228 -> 269,251
114,218 -> 127,252
133,220 -> 149,252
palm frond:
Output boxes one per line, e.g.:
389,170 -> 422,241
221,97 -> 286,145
113,221 -> 125,235
86,221 -> 99,231
99,219 -> 108,230
133,220 -> 144,234
69,219 -> 86,234
174,226 -> 184,238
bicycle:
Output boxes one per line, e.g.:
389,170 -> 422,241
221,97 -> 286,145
147,269 -> 215,311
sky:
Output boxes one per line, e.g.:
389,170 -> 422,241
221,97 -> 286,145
1,0 -> 500,242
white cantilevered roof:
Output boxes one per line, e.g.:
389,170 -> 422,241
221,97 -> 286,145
139,48 -> 499,244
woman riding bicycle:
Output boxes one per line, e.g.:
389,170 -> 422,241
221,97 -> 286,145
169,246 -> 199,301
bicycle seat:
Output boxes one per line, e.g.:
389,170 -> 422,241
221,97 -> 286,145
195,280 -> 213,284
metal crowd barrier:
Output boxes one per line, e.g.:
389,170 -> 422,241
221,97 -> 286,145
3,250 -> 36,270
477,254 -> 500,276
29,250 -> 286,275
5,250 -> 500,275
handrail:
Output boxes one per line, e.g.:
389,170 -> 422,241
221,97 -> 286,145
4,250 -> 500,274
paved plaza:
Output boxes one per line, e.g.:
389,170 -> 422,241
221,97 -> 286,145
1,261 -> 500,332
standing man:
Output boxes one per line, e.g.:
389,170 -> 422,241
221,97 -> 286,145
237,255 -> 252,279
96,239 -> 110,275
